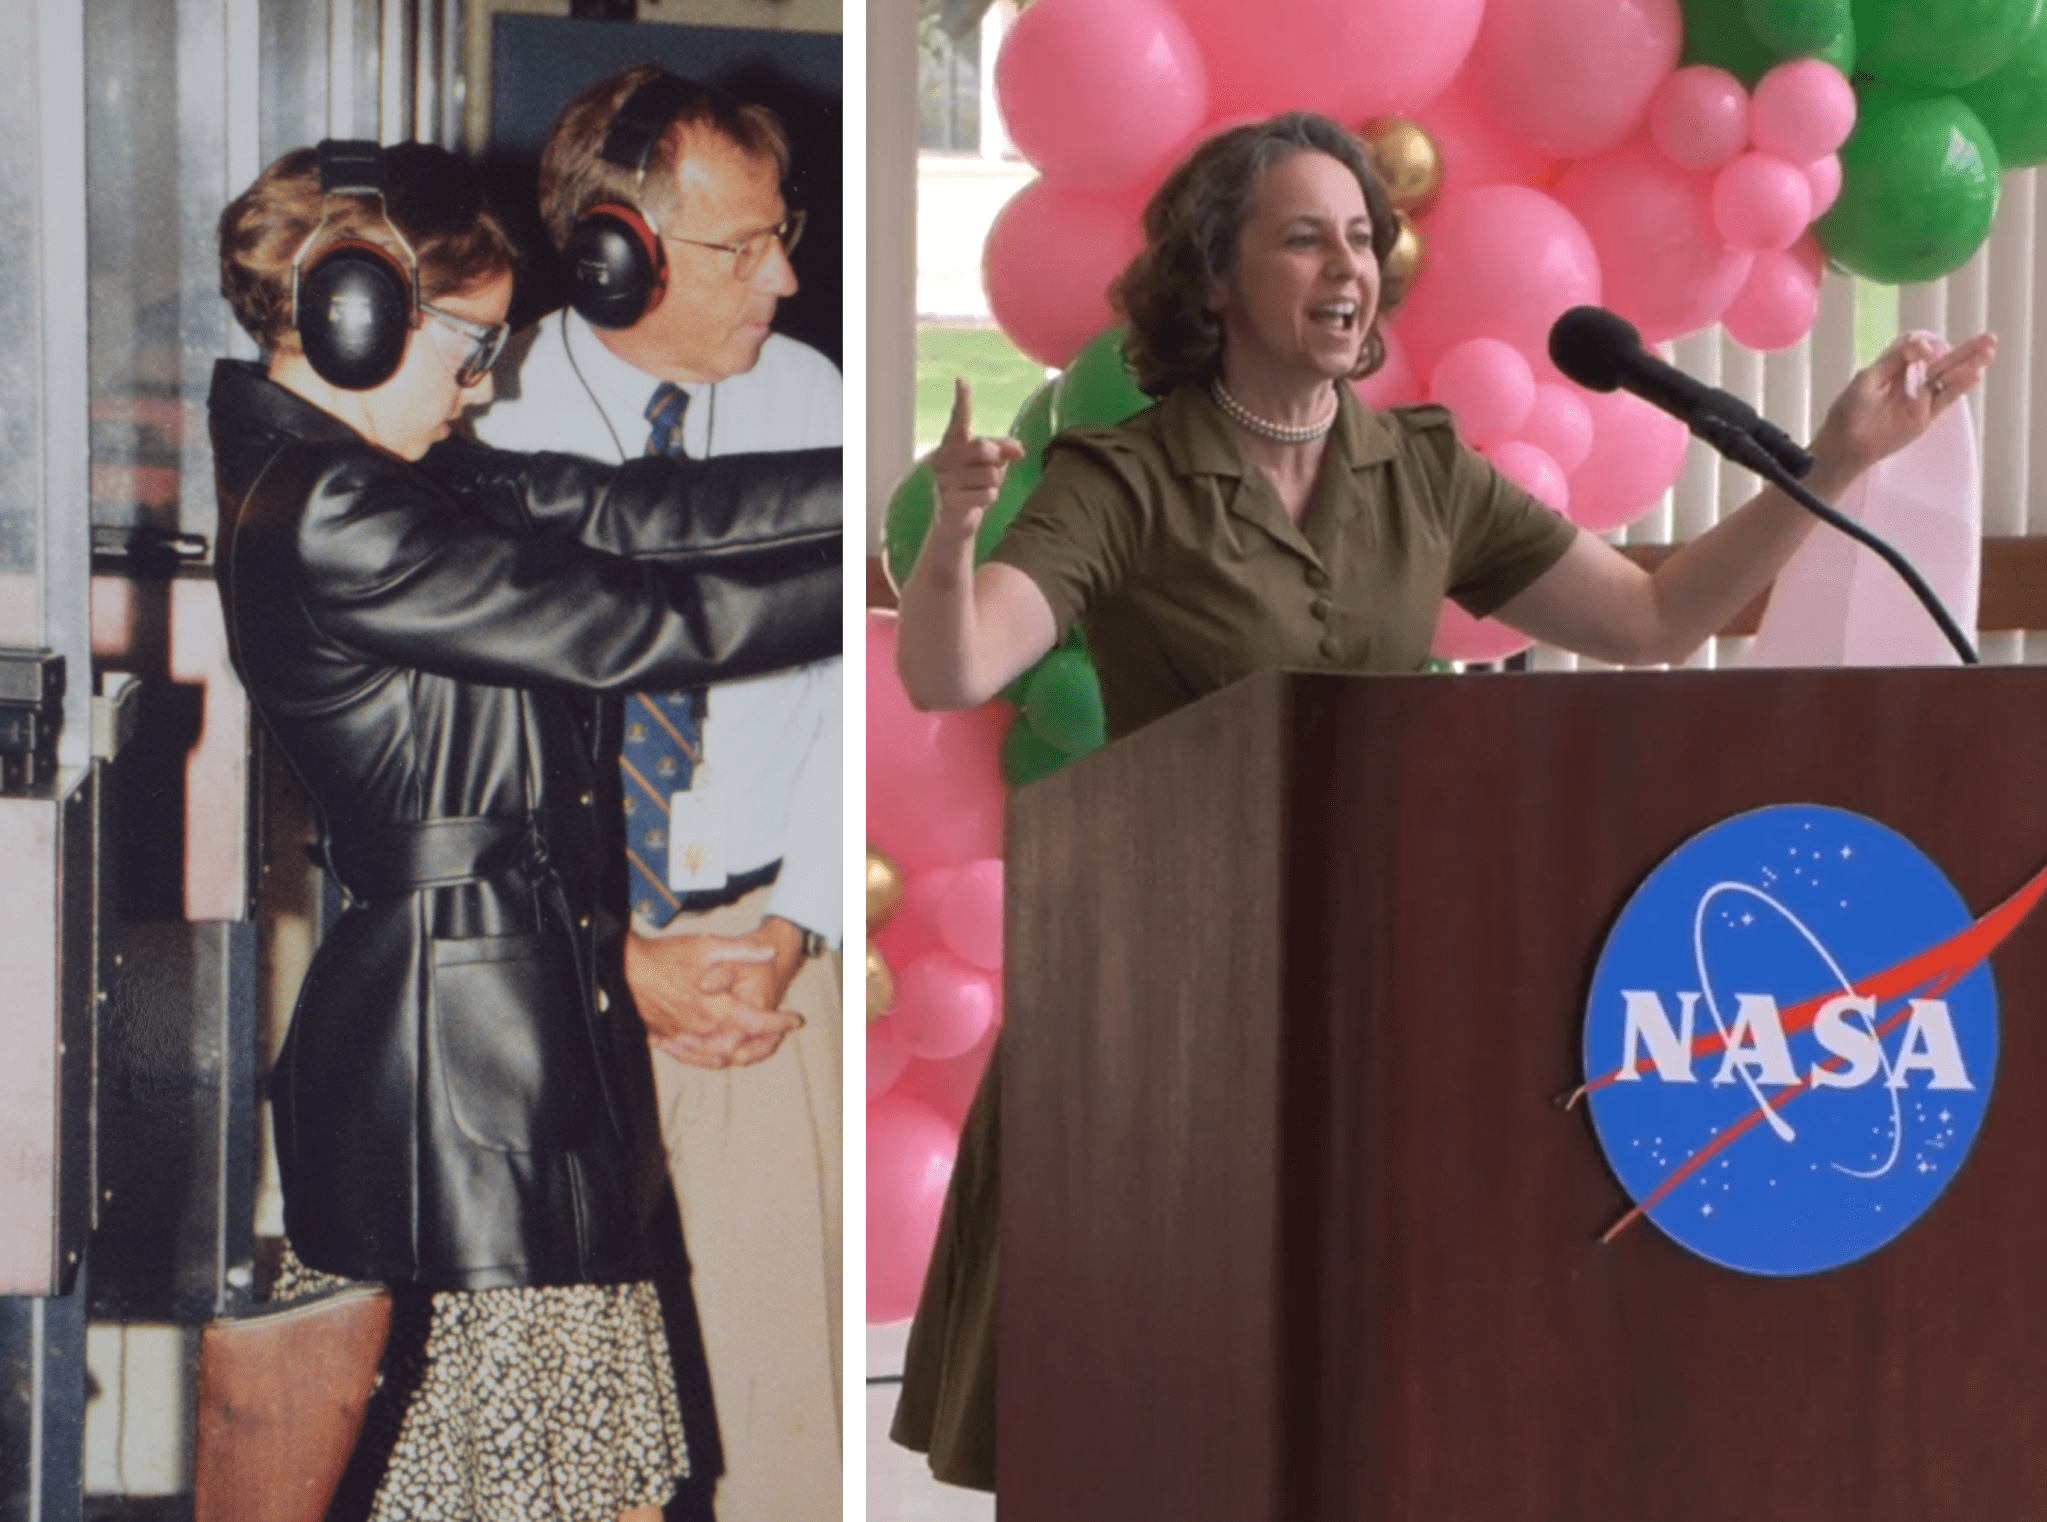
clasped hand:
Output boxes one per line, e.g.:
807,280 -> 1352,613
624,918 -> 806,1070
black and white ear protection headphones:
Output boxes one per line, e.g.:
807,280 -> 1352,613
290,139 -> 421,391
563,73 -> 713,330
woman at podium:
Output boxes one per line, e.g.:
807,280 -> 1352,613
890,109 -> 1993,1493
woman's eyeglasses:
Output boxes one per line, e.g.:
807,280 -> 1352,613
420,301 -> 510,387
663,210 -> 806,282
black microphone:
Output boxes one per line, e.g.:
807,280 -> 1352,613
1546,304 -> 1977,665
1548,306 -> 1814,479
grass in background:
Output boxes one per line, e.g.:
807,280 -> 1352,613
1853,278 -> 1902,367
915,322 -> 1049,453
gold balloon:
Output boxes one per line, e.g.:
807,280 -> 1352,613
1356,117 -> 1443,217
1383,211 -> 1425,288
866,943 -> 896,1024
866,847 -> 904,932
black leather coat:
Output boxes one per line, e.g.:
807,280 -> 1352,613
208,359 -> 841,1291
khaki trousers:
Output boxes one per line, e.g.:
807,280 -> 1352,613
644,884 -> 842,1522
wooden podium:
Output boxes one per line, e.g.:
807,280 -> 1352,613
1001,667 -> 2047,1522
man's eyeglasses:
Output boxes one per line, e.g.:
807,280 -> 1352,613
420,301 -> 510,387
663,210 -> 806,282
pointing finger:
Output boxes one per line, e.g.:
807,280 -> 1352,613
944,378 -> 973,446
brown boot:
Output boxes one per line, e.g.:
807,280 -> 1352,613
193,1284 -> 392,1522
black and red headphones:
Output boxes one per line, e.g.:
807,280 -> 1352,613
291,139 -> 421,391
563,73 -> 713,330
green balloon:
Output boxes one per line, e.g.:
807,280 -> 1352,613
882,463 -> 935,593
1745,0 -> 1849,54
974,454 -> 1042,564
1010,381 -> 1057,460
1023,648 -> 1107,755
1001,713 -> 1074,787
1853,73 -> 1935,117
1052,327 -> 1151,433
1960,12 -> 2047,164
1681,0 -> 1780,82
1816,11 -> 1856,69
1818,95 -> 2002,283
1853,0 -> 2046,89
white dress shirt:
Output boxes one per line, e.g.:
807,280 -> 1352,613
473,308 -> 844,943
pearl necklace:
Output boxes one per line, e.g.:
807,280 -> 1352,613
1210,377 -> 1338,444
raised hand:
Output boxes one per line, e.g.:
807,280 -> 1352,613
1814,329 -> 1999,481
929,378 -> 1026,542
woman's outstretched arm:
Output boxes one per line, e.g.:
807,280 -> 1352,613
896,379 -> 1060,710
1495,330 -> 1997,666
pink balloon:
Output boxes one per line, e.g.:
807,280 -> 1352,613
1711,152 -> 1813,253
1353,323 -> 1423,408
1720,248 -> 1820,351
875,865 -> 955,969
1169,0 -> 1485,123
995,0 -> 1208,194
1788,232 -> 1826,287
1430,338 -> 1538,448
1749,59 -> 1857,164
867,612 -> 942,788
1566,387 -> 1689,532
1415,81 -> 1555,200
1648,66 -> 1750,171
1554,138 -> 1752,343
983,180 -> 1146,370
1804,154 -> 1842,217
1432,600 -> 1535,662
869,1018 -> 913,1101
1466,0 -> 1683,159
937,857 -> 1005,971
1484,440 -> 1571,512
896,1022 -> 999,1132
1394,187 -> 1601,375
869,697 -> 1009,876
892,952 -> 998,1061
867,1095 -> 959,1323
1151,112 -> 1267,191
1516,383 -> 1596,474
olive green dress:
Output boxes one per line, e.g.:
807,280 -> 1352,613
890,384 -> 1580,1490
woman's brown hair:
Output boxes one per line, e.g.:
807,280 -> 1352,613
219,142 -> 518,356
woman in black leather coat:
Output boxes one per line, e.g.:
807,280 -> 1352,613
210,142 -> 839,1520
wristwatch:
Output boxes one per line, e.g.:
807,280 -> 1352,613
799,926 -> 829,960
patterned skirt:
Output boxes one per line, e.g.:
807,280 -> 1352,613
274,1243 -> 689,1521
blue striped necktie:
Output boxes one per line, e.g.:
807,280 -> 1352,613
623,383 -> 707,927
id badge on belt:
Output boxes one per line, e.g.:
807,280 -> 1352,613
667,764 -> 728,893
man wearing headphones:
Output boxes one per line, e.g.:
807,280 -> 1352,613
474,66 -> 840,1522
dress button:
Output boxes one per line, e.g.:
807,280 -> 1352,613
1319,635 -> 1341,659
1307,567 -> 1330,589
1311,596 -> 1332,620
578,914 -> 591,929
579,792 -> 592,807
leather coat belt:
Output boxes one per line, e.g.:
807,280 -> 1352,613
316,813 -> 548,903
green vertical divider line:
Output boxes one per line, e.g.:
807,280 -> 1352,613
839,5 -> 863,1513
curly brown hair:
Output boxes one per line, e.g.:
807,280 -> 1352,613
1111,112 -> 1406,398
219,142 -> 517,356
536,65 -> 792,251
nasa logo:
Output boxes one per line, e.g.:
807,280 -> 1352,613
1583,803 -> 2046,1276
